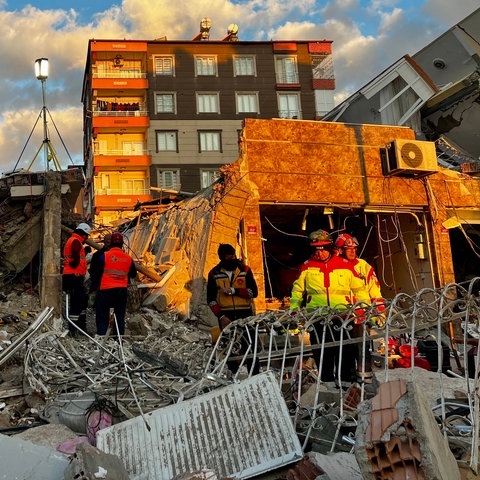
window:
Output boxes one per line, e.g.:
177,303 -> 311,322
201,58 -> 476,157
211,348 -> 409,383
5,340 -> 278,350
121,178 -> 145,195
278,93 -> 301,119
155,93 -> 176,113
197,93 -> 219,113
201,169 -> 221,188
275,56 -> 299,84
236,93 -> 259,113
122,142 -> 145,155
154,56 -> 174,76
156,131 -> 178,152
199,131 -> 222,152
195,56 -> 217,76
233,56 -> 256,76
157,169 -> 181,190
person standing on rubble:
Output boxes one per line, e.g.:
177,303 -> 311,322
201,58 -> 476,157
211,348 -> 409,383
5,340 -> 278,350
207,243 -> 259,375
92,232 -> 137,336
289,230 -> 371,388
207,243 -> 258,329
87,233 -> 112,302
62,223 -> 91,335
335,233 -> 384,387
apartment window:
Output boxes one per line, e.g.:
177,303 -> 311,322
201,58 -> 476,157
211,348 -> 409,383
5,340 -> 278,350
233,56 -> 256,76
155,93 -> 176,113
197,93 -> 219,113
121,178 -> 145,195
236,93 -> 259,113
275,56 -> 299,84
156,131 -> 178,152
195,56 -> 217,76
157,169 -> 181,190
199,131 -> 222,152
201,169 -> 221,188
278,93 -> 301,119
154,56 -> 175,76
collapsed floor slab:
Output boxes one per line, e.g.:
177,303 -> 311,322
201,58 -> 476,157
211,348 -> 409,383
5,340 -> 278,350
355,379 -> 461,480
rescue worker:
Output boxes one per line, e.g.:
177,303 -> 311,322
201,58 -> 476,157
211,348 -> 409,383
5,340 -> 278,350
335,233 -> 384,386
88,233 -> 112,301
207,243 -> 259,375
290,230 -> 371,387
207,243 -> 258,329
92,232 -> 137,336
62,223 -> 91,335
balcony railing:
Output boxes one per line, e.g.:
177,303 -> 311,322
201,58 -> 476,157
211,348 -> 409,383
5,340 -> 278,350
93,71 -> 146,79
96,188 -> 150,196
93,109 -> 148,117
94,149 -> 149,156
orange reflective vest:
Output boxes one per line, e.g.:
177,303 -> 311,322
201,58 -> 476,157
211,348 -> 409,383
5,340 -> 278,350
63,233 -> 87,276
100,247 -> 133,290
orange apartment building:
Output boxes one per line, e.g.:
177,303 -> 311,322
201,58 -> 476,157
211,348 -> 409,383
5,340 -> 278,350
82,25 -> 336,226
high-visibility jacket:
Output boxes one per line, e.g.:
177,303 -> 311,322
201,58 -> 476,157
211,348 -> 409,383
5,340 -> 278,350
290,255 -> 370,310
352,258 -> 382,301
63,233 -> 87,276
207,263 -> 257,316
100,247 -> 133,290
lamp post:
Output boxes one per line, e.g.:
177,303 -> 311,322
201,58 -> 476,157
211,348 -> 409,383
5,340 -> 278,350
34,57 -> 49,171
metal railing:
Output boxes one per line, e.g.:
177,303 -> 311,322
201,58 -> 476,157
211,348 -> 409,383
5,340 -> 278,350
95,188 -> 151,196
94,149 -> 149,156
93,71 -> 146,79
93,110 -> 148,117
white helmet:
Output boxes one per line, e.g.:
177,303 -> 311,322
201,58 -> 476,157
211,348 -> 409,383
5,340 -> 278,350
76,223 -> 91,235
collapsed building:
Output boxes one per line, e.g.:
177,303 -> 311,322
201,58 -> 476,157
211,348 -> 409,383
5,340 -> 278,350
2,117 -> 480,478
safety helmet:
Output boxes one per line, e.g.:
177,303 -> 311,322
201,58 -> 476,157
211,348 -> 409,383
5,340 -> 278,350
76,223 -> 91,236
335,233 -> 359,249
309,229 -> 333,246
111,232 -> 124,246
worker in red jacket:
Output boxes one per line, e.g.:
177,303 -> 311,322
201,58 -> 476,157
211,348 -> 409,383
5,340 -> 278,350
335,233 -> 384,388
91,232 -> 137,335
62,223 -> 91,335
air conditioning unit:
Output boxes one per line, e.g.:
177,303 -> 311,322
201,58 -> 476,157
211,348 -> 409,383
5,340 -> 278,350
384,139 -> 438,178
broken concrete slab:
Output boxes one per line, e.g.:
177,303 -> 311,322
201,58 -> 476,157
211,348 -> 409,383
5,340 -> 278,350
355,379 -> 461,480
308,451 -> 363,480
0,432 -> 69,479
63,442 -> 129,480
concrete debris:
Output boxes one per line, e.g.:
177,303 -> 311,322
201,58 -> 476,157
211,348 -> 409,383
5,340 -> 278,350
307,451 -> 363,480
63,442 -> 130,480
355,380 -> 461,480
0,431 -> 69,480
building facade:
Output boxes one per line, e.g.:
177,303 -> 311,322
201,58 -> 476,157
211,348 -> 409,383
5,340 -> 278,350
82,29 -> 335,226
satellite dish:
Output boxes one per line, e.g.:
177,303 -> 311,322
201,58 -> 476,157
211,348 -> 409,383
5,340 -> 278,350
227,23 -> 239,35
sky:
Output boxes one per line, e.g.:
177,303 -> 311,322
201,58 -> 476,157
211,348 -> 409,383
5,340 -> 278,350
0,0 -> 478,174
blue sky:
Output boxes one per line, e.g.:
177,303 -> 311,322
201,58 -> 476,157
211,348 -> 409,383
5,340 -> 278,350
0,0 -> 478,173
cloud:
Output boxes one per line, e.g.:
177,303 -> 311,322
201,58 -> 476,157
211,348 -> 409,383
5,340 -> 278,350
0,0 -> 477,174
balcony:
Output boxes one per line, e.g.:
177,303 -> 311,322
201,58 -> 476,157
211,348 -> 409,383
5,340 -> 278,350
92,114 -> 149,129
275,72 -> 300,88
93,151 -> 151,168
95,188 -> 152,208
92,72 -> 148,90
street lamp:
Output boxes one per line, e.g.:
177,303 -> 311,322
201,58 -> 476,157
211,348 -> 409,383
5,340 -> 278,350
34,58 -> 49,171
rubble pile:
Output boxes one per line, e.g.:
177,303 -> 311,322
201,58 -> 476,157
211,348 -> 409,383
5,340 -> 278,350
0,281 -> 479,478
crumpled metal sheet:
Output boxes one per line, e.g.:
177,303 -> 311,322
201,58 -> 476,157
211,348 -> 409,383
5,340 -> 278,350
97,371 -> 303,480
